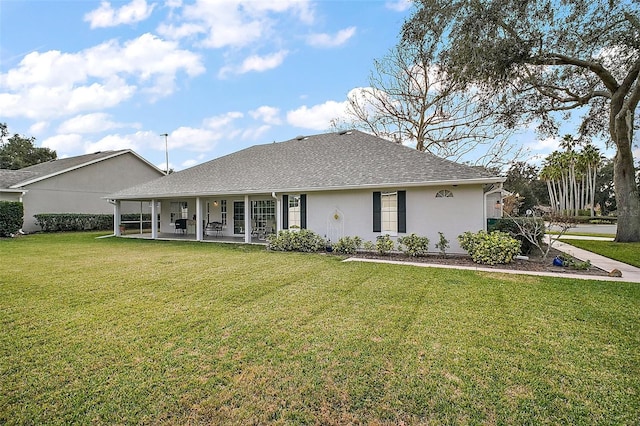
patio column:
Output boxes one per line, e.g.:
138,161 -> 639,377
244,195 -> 251,243
196,197 -> 203,241
113,200 -> 121,236
151,199 -> 158,239
274,192 -> 281,233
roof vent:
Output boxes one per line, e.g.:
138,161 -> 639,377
295,135 -> 305,140
338,130 -> 353,135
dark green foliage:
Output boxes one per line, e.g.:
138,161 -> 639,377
0,123 -> 56,169
397,233 -> 430,257
458,230 -> 521,265
0,201 -> 23,236
489,217 -> 545,255
333,236 -> 363,255
375,234 -> 395,255
503,161 -> 549,211
266,229 -> 326,252
34,214 -> 114,232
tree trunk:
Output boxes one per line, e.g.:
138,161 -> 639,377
613,110 -> 640,242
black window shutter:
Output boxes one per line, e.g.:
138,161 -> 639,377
398,190 -> 406,233
300,194 -> 307,229
282,195 -> 288,229
373,192 -> 381,232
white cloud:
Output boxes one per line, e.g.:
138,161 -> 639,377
249,106 -> 282,125
0,34 -> 204,120
219,50 -> 288,77
527,136 -> 560,152
85,0 -> 156,28
169,126 -> 222,152
307,27 -> 356,48
57,113 -> 138,134
287,100 -> 349,130
241,125 -> 271,140
41,134 -> 84,153
162,0 -> 314,48
28,121 -> 49,136
181,159 -> 199,168
385,0 -> 413,12
203,111 -> 244,129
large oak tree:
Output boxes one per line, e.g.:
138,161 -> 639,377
403,0 -> 640,242
0,123 -> 56,170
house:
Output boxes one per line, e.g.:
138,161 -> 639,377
0,150 -> 165,232
107,131 -> 505,253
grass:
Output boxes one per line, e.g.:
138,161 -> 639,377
1,233 -> 639,424
564,239 -> 640,268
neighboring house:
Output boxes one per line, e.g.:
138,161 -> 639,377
0,150 -> 165,232
108,131 -> 506,253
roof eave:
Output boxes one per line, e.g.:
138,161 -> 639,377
105,176 -> 505,200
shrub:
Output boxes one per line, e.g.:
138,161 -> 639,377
333,236 -> 363,255
375,234 -> 395,255
458,230 -> 521,265
266,229 -> 326,252
489,217 -> 545,255
34,214 -> 113,232
397,233 -> 430,257
435,232 -> 450,256
362,241 -> 375,252
0,201 -> 23,236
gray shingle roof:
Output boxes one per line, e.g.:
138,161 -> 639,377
0,170 -> 38,189
109,131 -> 502,200
1,150 -> 157,189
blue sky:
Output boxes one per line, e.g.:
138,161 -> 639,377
0,0 -> 618,172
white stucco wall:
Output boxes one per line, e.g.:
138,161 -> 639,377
153,185 -> 486,253
304,185 -> 485,254
19,153 -> 163,232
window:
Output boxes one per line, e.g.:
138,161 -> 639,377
282,194 -> 306,229
253,200 -> 275,232
381,192 -> 398,233
170,202 -> 188,223
373,191 -> 406,233
436,189 -> 454,198
288,195 -> 301,228
220,200 -> 227,226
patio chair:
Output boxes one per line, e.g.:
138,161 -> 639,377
205,221 -> 223,237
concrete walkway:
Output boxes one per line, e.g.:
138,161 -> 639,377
345,235 -> 640,283
547,236 -> 640,283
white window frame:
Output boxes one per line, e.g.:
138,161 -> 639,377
381,191 -> 398,234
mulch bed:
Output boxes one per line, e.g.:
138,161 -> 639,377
345,247 -> 610,277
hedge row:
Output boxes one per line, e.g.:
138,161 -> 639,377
34,213 -> 155,232
0,201 -> 23,237
34,214 -> 114,232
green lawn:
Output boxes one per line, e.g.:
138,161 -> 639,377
564,240 -> 640,268
1,233 -> 639,424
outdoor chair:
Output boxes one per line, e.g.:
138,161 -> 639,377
205,221 -> 223,237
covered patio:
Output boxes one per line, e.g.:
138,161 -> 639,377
111,193 -> 282,244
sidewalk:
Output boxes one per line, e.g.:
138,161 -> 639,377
547,236 -> 640,283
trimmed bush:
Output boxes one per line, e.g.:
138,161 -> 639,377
333,236 -> 363,255
375,234 -> 395,255
34,214 -> 114,232
397,233 -> 430,257
488,217 -> 544,255
266,229 -> 326,252
0,201 -> 23,236
458,230 -> 521,265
